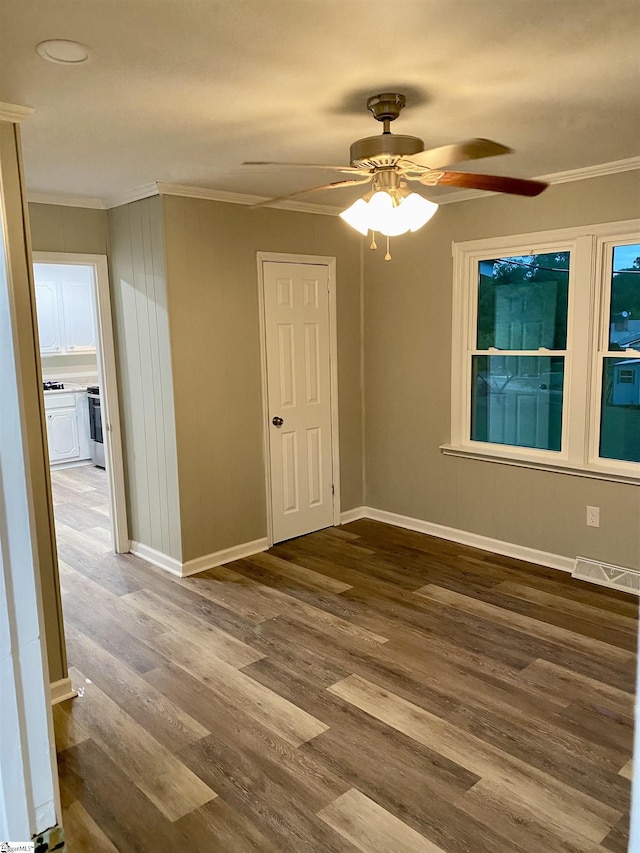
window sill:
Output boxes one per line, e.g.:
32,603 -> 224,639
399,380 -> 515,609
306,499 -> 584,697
440,444 -> 640,485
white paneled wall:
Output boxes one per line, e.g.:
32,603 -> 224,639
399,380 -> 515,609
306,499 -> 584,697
108,197 -> 182,560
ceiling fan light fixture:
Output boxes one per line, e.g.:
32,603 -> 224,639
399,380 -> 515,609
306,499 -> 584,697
248,91 -> 547,252
340,190 -> 439,238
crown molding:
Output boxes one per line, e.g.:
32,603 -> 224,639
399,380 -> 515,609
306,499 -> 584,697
156,182 -> 343,215
24,156 -> 640,213
539,155 -> 640,184
0,102 -> 34,123
27,191 -> 106,209
157,182 -> 263,204
104,182 -> 160,208
436,155 -> 640,205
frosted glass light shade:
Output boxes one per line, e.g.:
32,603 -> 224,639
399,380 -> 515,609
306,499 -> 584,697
340,190 -> 439,237
401,193 -> 439,231
339,198 -> 370,235
367,191 -> 407,236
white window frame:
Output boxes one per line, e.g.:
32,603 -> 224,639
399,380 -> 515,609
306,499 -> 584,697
588,232 -> 640,476
445,219 -> 640,483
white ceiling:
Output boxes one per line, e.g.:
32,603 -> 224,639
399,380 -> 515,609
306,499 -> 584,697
1,0 -> 639,208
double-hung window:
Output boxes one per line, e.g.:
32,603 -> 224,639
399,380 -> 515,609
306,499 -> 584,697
448,220 -> 640,481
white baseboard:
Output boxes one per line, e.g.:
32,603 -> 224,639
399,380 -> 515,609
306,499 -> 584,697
130,537 -> 269,578
181,538 -> 269,577
49,459 -> 93,471
341,505 -> 574,574
130,541 -> 183,576
134,509 -> 573,579
50,676 -> 77,705
340,506 -> 368,524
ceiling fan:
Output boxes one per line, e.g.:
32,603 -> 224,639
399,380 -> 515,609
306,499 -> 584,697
243,93 -> 548,257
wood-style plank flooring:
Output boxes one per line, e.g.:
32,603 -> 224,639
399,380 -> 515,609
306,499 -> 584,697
51,465 -> 637,852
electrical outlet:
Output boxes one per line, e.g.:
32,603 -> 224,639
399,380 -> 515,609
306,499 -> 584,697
586,505 -> 600,528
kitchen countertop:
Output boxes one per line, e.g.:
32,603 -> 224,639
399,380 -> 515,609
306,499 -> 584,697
43,383 -> 90,395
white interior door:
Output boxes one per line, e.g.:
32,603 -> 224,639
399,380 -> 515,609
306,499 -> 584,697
263,261 -> 335,543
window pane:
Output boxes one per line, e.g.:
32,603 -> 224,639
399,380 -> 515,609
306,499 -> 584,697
609,243 -> 640,351
477,253 -> 570,350
471,355 -> 564,451
599,357 -> 640,463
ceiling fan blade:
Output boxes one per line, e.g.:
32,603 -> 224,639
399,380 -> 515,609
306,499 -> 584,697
252,176 -> 373,208
243,161 -> 362,174
403,138 -> 512,170
427,170 -> 547,197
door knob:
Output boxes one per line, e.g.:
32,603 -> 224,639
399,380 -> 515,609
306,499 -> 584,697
272,416 -> 284,427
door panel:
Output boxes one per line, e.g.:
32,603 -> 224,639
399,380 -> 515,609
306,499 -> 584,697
264,262 -> 334,543
304,323 -> 320,403
306,426 -> 323,506
278,322 -> 296,406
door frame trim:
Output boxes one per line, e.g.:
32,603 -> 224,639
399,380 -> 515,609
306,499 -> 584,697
257,252 -> 340,546
33,251 -> 129,553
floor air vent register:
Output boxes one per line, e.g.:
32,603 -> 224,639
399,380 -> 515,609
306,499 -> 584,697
572,557 -> 640,596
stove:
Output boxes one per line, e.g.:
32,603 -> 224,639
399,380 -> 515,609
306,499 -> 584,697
87,386 -> 105,468
43,381 -> 64,391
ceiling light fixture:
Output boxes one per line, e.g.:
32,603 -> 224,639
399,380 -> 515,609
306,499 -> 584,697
339,169 -> 438,260
36,40 -> 90,65
246,92 -> 547,261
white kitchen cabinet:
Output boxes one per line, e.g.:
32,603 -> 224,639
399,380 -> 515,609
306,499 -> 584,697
60,279 -> 97,352
46,407 -> 80,462
34,280 -> 64,354
44,391 -> 91,466
34,264 -> 97,356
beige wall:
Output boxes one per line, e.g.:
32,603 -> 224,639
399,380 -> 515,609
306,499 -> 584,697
364,170 -> 640,568
162,196 -> 363,562
28,202 -> 110,683
28,203 -> 108,255
108,197 -> 182,559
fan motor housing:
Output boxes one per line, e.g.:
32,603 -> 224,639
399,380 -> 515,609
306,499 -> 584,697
350,134 -> 425,168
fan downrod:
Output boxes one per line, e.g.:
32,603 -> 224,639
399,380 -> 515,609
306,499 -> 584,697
350,93 -> 423,167
366,93 -> 406,126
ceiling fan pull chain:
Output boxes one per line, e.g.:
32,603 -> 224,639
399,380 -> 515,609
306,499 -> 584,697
370,231 -> 377,250
385,235 -> 392,261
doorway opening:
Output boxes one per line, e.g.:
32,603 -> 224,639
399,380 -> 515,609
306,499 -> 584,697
33,252 -> 128,558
